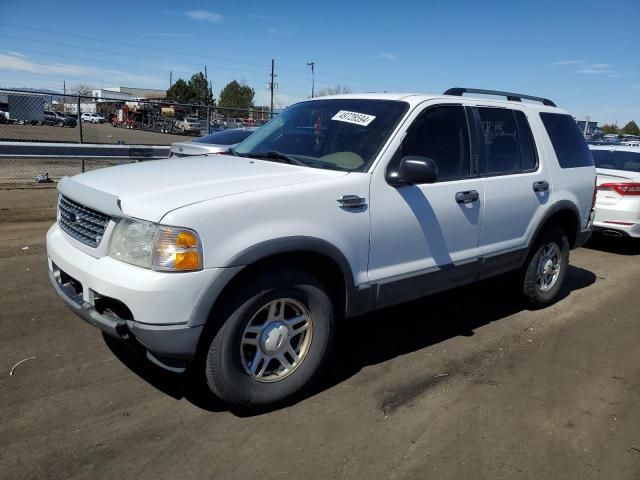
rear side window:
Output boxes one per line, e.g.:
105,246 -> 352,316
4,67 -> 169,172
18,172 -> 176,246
475,108 -> 538,174
592,150 -> 640,172
540,113 -> 594,168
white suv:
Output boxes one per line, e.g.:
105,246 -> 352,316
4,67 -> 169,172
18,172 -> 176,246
80,113 -> 105,124
47,88 -> 596,409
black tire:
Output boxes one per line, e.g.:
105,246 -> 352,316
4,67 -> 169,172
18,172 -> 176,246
204,268 -> 335,409
521,226 -> 570,308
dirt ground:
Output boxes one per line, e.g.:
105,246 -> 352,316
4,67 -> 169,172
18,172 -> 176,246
1,188 -> 640,480
0,123 -> 193,145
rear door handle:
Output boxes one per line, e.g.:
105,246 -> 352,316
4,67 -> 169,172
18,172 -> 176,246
533,181 -> 549,192
455,190 -> 480,204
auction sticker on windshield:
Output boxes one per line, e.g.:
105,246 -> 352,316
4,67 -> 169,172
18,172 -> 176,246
331,110 -> 376,126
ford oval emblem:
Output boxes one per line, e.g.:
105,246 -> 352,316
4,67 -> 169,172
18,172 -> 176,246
68,212 -> 77,223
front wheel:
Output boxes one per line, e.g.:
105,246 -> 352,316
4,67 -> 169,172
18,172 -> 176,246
203,269 -> 335,409
521,226 -> 570,308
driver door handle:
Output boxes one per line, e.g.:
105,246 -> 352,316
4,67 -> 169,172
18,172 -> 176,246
455,190 -> 480,204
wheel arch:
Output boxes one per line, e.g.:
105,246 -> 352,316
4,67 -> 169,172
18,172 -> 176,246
531,201 -> 581,250
203,237 -> 368,329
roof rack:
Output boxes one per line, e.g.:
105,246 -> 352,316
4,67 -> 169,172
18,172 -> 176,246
443,88 -> 557,107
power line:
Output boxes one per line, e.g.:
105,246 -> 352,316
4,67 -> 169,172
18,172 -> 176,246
0,23 -> 406,92
0,23 -> 274,70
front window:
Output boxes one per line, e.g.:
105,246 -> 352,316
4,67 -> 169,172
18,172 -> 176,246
233,99 -> 409,172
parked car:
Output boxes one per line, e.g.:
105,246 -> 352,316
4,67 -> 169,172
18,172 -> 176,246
0,109 -> 9,124
169,128 -> 258,157
43,110 -> 60,126
52,111 -> 77,127
46,88 -> 595,409
175,116 -> 202,135
81,113 -> 105,124
590,145 -> 640,238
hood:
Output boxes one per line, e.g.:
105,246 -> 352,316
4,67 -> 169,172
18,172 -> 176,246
62,155 -> 347,222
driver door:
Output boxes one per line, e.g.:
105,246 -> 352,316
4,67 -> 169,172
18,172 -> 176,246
368,104 -> 484,308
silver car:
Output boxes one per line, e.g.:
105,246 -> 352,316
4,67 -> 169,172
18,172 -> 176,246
169,128 -> 257,157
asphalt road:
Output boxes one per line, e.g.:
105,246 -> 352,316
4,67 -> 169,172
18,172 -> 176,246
1,189 -> 640,480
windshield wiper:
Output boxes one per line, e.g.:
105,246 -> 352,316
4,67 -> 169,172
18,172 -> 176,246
227,147 -> 242,156
246,151 -> 307,166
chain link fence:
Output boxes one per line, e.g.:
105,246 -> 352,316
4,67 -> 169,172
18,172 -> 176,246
0,88 -> 276,187
0,88 -> 275,145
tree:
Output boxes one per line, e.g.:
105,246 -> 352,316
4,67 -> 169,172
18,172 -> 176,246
188,72 -> 214,105
621,120 -> 640,136
600,123 -> 619,135
69,83 -> 94,98
166,79 -> 191,103
218,80 -> 255,118
317,85 -> 352,97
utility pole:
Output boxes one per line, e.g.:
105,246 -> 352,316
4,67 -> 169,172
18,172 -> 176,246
169,71 -> 173,89
63,80 -> 66,112
269,58 -> 277,114
306,61 -> 315,98
584,115 -> 590,136
204,65 -> 208,81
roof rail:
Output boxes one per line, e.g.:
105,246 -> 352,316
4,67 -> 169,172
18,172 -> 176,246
443,88 -> 557,107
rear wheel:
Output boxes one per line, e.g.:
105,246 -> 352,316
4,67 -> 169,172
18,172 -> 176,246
521,226 -> 569,308
203,269 -> 335,409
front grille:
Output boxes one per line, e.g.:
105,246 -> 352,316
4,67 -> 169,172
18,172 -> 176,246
58,195 -> 109,248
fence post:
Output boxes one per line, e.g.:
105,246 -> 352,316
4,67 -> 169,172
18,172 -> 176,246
207,106 -> 211,135
77,96 -> 83,144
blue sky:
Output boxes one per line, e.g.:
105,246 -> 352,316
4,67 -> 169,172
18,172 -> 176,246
0,0 -> 638,124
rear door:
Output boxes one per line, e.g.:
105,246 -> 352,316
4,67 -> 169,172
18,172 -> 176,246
469,106 -> 553,276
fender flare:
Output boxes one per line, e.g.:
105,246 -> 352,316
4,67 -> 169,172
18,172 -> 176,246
222,236 -> 370,318
529,200 -> 581,251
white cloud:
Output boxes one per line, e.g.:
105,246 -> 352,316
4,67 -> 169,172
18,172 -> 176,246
184,10 -> 223,23
550,59 -> 583,66
7,51 -> 25,58
0,53 -> 165,88
377,52 -> 397,61
578,63 -> 614,74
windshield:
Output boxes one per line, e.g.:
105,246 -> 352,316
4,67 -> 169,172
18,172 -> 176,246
592,149 -> 640,172
233,99 -> 409,172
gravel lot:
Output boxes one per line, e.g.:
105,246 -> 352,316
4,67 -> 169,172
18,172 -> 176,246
1,188 -> 640,480
0,123 -> 193,145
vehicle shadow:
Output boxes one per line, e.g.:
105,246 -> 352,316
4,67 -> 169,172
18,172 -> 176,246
583,235 -> 640,256
104,265 -> 596,415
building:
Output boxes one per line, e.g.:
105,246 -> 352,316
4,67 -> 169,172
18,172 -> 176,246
575,120 -> 600,136
105,86 -> 167,100
92,89 -> 135,102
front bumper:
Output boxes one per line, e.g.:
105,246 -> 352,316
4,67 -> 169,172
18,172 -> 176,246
46,223 -> 241,369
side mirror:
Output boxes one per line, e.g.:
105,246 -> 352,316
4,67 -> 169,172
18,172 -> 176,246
388,156 -> 438,186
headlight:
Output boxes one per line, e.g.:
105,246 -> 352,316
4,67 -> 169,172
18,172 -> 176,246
108,218 -> 203,271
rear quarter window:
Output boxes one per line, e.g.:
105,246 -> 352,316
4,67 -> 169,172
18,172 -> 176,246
540,113 -> 594,168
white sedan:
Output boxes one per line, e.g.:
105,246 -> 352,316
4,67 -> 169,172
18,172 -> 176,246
590,145 -> 640,238
169,128 -> 257,158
